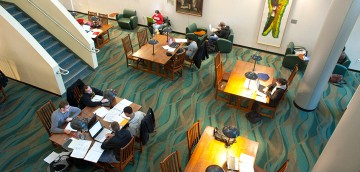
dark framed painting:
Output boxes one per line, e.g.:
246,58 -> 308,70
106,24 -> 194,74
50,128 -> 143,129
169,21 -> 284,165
176,0 -> 203,17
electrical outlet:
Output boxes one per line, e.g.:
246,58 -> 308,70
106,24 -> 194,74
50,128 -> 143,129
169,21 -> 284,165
357,58 -> 360,63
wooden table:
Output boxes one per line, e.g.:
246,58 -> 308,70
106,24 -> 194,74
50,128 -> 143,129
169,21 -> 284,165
224,60 -> 274,111
49,97 -> 141,145
132,34 -> 184,77
92,24 -> 113,48
185,126 -> 259,171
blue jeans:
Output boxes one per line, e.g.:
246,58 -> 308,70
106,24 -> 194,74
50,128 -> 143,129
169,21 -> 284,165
98,150 -> 119,163
153,24 -> 163,34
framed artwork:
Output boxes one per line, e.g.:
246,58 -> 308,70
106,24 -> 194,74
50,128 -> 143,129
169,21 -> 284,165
257,0 -> 293,47
176,0 -> 203,17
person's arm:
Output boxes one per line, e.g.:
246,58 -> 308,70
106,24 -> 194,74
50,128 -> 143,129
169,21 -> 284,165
92,87 -> 103,95
265,83 -> 276,97
69,106 -> 81,118
101,138 -> 115,150
50,111 -> 65,134
80,94 -> 102,107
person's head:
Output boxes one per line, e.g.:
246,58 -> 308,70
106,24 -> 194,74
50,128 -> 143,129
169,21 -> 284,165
83,85 -> 93,94
59,100 -> 70,113
275,78 -> 287,86
187,36 -> 193,42
155,10 -> 160,15
123,106 -> 133,117
110,122 -> 120,132
218,22 -> 226,28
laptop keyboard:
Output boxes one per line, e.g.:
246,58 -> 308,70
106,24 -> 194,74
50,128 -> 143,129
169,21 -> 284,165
95,128 -> 111,142
169,42 -> 179,48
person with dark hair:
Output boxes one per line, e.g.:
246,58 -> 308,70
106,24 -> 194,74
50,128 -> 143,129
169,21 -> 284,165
79,85 -> 109,109
337,46 -> 346,64
152,10 -> 164,34
261,78 -> 288,107
209,22 -> 231,43
98,122 -> 132,163
123,106 -> 145,137
184,37 -> 198,60
50,100 -> 81,134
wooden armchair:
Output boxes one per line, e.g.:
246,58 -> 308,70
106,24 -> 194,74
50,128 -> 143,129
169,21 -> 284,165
122,34 -> 139,68
214,52 -> 230,83
215,54 -> 230,103
110,137 -> 135,172
137,28 -> 148,49
98,13 -> 108,24
88,11 -> 97,21
257,88 -> 288,119
164,50 -> 186,80
287,64 -> 298,87
160,150 -> 182,172
187,120 -> 201,160
36,100 -> 58,146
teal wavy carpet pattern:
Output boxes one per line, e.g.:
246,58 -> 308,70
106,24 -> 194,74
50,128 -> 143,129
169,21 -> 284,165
0,18 -> 359,172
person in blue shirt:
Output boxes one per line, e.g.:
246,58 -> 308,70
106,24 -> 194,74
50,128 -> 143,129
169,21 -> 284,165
50,100 -> 81,134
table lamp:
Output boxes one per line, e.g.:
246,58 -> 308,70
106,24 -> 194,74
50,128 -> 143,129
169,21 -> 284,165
222,126 -> 239,147
148,39 -> 159,55
251,54 -> 262,71
244,71 -> 258,90
163,27 -> 172,42
205,165 -> 225,172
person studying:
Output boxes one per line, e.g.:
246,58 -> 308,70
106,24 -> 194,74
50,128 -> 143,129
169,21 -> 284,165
50,100 -> 81,134
79,85 -> 109,109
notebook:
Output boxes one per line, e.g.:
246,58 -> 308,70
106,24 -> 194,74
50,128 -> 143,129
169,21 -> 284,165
147,17 -> 154,24
88,120 -> 111,142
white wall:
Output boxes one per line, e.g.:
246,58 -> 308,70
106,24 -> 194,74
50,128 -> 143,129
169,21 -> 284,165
0,7 -> 64,95
346,16 -> 360,71
58,0 -> 331,55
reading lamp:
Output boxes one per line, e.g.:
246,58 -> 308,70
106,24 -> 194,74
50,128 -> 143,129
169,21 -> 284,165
222,126 -> 239,147
163,27 -> 172,42
251,54 -> 262,71
205,165 -> 225,172
245,71 -> 258,89
148,39 -> 159,55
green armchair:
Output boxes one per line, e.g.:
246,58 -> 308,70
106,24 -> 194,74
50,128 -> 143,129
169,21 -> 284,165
116,9 -> 138,30
216,29 -> 234,53
186,23 -> 207,45
282,42 -> 308,71
333,53 -> 351,76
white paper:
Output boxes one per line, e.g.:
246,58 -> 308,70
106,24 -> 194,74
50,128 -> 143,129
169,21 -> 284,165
94,107 -> 109,118
239,153 -> 255,172
167,48 -> 176,53
44,152 -> 59,164
91,95 -> 103,102
70,140 -> 92,159
65,122 -> 77,132
84,142 -> 104,163
95,128 -> 112,142
113,103 -> 126,112
103,108 -> 122,122
174,38 -> 187,42
162,45 -> 170,50
119,99 -> 132,106
68,138 -> 78,149
112,113 -> 127,124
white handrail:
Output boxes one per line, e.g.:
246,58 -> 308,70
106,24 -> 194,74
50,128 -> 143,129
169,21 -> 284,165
26,0 -> 99,54
56,67 -> 69,75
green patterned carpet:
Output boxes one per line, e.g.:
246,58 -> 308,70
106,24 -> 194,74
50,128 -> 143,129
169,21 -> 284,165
0,18 -> 359,172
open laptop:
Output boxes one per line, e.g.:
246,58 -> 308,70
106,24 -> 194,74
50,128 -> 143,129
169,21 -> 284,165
147,17 -> 154,25
87,113 -> 97,129
168,38 -> 179,48
88,120 -> 111,142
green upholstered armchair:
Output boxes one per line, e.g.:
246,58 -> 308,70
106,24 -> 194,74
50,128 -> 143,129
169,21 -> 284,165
333,53 -> 351,75
216,29 -> 234,53
116,9 -> 138,30
282,42 -> 308,71
185,23 -> 207,45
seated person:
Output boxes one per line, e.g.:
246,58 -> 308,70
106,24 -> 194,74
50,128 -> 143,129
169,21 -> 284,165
123,106 -> 145,137
98,122 -> 132,163
209,22 -> 230,43
184,37 -> 198,60
79,85 -> 109,109
337,47 -> 346,64
258,78 -> 287,107
152,10 -> 164,35
50,100 -> 81,134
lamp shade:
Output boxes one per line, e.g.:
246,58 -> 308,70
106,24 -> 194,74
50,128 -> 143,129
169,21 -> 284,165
205,165 -> 224,172
245,71 -> 258,80
222,126 -> 239,139
251,54 -> 262,61
148,39 -> 159,45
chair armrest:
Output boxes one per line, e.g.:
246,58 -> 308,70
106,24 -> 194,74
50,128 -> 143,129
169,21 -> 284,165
216,38 -> 233,53
197,27 -> 208,33
185,33 -> 199,42
130,16 -> 138,28
333,64 -> 348,75
116,14 -> 124,21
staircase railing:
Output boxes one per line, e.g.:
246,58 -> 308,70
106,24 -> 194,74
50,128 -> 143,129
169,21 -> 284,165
26,0 -> 100,54
56,67 -> 69,75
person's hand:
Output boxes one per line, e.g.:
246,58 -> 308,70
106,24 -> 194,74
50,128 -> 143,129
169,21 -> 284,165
101,99 -> 109,103
64,129 -> 71,134
105,133 -> 114,139
66,117 -> 72,122
263,87 -> 268,92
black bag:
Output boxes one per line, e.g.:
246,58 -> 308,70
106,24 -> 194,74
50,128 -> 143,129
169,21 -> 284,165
48,155 -> 71,172
246,111 -> 262,124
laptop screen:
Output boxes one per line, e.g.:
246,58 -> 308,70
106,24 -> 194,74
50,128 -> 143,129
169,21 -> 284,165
89,120 -> 102,138
168,38 -> 174,45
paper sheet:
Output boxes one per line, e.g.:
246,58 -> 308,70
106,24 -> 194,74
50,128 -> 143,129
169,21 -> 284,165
91,95 -> 103,102
44,152 -> 59,164
94,107 -> 109,118
119,99 -> 132,106
70,140 -> 92,159
174,38 -> 187,42
239,153 -> 255,172
65,122 -> 77,132
162,45 -> 170,50
68,138 -> 78,149
167,47 -> 176,53
84,142 -> 104,163
103,108 -> 122,122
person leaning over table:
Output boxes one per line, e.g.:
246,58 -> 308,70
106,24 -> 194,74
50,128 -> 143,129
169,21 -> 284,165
123,106 -> 145,137
252,78 -> 288,111
98,122 -> 132,163
50,100 -> 81,134
183,36 -> 198,60
79,85 -> 109,109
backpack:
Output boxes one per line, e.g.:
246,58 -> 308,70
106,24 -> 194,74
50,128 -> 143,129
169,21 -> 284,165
47,155 -> 71,172
246,111 -> 262,124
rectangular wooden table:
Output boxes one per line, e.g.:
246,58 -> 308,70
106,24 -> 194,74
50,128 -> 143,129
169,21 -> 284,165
132,34 -> 184,77
185,126 -> 259,171
224,60 -> 274,111
92,24 -> 112,48
49,97 -> 141,146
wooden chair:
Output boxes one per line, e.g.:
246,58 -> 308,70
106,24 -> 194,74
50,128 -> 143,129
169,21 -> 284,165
121,34 -> 139,68
215,55 -> 230,103
187,120 -> 201,160
110,137 -> 135,172
287,64 -> 298,87
36,100 -> 56,137
257,88 -> 288,119
98,13 -> 108,24
214,52 -> 230,83
88,11 -> 97,21
137,28 -> 148,49
160,150 -> 182,172
164,50 -> 186,80
73,86 -> 82,107
254,159 -> 289,172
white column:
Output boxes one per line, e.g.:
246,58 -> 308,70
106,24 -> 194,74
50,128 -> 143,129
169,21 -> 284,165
294,0 -> 360,111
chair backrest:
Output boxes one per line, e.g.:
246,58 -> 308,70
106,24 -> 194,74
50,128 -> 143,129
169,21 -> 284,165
285,42 -> 295,55
160,150 -> 182,172
187,120 -> 201,159
123,9 -> 136,18
88,11 -> 97,21
214,52 -> 224,88
137,29 -> 148,49
122,34 -> 134,58
287,64 -> 298,86
73,86 -> 83,106
98,13 -> 108,24
186,23 -> 197,33
36,100 -> 56,136
120,137 -> 135,165
172,50 -> 186,70
277,159 -> 289,172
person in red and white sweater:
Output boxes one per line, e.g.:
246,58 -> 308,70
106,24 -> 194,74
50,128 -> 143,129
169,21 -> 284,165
152,10 -> 164,34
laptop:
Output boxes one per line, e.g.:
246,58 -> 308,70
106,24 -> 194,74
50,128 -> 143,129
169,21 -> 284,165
168,38 -> 179,48
147,17 -> 154,25
87,113 -> 97,129
88,120 -> 111,142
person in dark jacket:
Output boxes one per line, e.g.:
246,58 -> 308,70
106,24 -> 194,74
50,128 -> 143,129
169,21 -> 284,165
252,78 -> 287,112
79,85 -> 109,109
209,22 -> 230,43
98,122 -> 132,163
